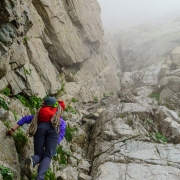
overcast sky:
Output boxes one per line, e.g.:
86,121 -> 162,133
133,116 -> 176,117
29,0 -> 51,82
97,0 -> 180,28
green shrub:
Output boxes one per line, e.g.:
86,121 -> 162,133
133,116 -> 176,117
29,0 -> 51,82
3,121 -> 11,129
24,68 -> 31,76
64,105 -> 72,112
70,109 -> 77,114
65,126 -> 78,142
13,128 -> 28,154
155,133 -> 168,143
0,166 -> 14,180
23,37 -> 28,43
109,92 -> 114,96
71,97 -> 79,103
16,95 -> 29,107
45,168 -> 56,180
64,105 -> 77,114
11,110 -> 18,121
55,145 -> 71,165
118,113 -> 126,118
0,97 -> 9,110
31,171 -> 37,180
93,96 -> 98,102
29,96 -> 43,110
16,95 -> 43,109
16,94 -> 43,114
1,87 -> 10,96
149,93 -> 160,101
127,119 -> 133,126
57,78 -> 66,96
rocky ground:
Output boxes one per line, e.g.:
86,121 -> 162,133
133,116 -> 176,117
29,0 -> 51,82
1,47 -> 180,179
1,0 -> 180,180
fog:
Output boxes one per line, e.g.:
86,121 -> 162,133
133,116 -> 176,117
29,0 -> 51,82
97,0 -> 180,28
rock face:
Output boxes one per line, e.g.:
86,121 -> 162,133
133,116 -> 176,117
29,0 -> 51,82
0,121 -> 20,180
1,0 -> 180,180
89,100 -> 180,180
0,0 -> 121,178
158,47 -> 180,111
0,0 -> 120,100
88,49 -> 180,179
32,0 -> 103,66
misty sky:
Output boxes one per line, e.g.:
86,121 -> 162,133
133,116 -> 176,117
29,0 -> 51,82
97,0 -> 180,28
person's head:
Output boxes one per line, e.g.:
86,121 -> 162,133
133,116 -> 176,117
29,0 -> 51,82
44,97 -> 65,110
44,97 -> 57,107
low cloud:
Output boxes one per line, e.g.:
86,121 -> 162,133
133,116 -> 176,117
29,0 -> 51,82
97,0 -> 180,28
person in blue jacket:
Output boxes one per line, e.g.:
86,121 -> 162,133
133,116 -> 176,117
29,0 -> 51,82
7,97 -> 66,180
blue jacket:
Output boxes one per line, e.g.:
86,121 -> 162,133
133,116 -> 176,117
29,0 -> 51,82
17,116 -> 66,144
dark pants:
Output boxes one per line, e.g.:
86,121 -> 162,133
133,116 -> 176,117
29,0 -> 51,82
32,122 -> 58,180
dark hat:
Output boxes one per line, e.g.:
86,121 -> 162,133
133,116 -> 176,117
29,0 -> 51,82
44,97 -> 57,106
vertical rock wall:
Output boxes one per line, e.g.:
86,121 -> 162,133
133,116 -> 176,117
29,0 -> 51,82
0,0 -> 120,100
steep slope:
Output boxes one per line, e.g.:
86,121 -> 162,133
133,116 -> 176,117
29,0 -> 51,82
0,0 -> 121,179
88,47 -> 180,180
1,1 -> 180,180
0,0 -> 120,100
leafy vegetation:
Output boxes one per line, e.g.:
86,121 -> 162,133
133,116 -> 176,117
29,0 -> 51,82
24,68 -> 31,76
71,97 -> 79,103
0,166 -> 14,180
1,87 -> 10,96
64,104 -> 77,114
54,145 -> 71,165
16,95 -> 28,106
155,132 -> 168,143
45,168 -> 56,180
118,113 -> 126,118
109,91 -> 114,96
149,93 -> 160,101
65,126 -> 78,142
29,96 -> 43,110
127,119 -> 133,126
13,128 -> 28,154
93,96 -> 98,102
31,171 -> 37,180
103,92 -> 114,97
16,94 -> 43,114
56,78 -> 66,97
22,37 -> 28,43
11,110 -> 18,121
3,121 -> 11,129
0,97 -> 9,110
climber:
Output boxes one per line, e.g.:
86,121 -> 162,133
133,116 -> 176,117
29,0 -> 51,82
6,97 -> 66,180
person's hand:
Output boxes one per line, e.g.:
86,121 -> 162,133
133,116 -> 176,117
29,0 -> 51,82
6,129 -> 14,136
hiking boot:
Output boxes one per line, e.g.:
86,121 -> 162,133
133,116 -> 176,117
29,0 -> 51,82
24,157 -> 34,179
